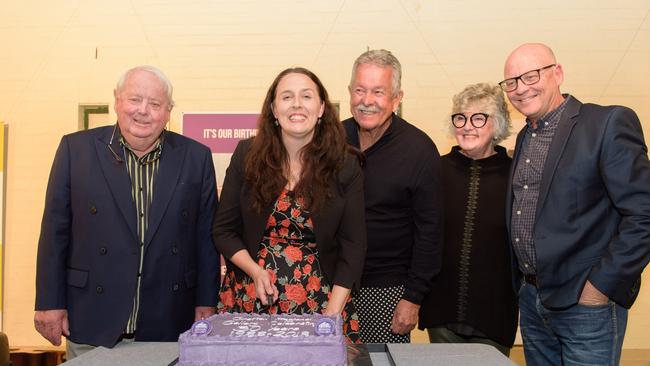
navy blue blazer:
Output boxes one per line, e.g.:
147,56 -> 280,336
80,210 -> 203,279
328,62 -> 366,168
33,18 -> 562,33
35,126 -> 220,347
213,139 -> 367,291
506,96 -> 650,309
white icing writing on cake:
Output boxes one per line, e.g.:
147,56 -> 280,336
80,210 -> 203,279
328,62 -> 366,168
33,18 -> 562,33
222,316 -> 314,337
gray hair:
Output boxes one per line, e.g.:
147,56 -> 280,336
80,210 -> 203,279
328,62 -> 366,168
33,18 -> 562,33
115,65 -> 175,110
449,83 -> 511,144
350,49 -> 402,97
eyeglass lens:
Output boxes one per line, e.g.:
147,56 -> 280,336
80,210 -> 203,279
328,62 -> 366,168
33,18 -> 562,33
500,64 -> 555,92
452,113 -> 488,128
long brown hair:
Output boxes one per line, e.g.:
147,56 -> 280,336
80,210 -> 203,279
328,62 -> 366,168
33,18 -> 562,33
245,67 -> 348,212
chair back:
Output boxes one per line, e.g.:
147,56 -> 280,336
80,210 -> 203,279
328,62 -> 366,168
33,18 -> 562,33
0,332 -> 9,366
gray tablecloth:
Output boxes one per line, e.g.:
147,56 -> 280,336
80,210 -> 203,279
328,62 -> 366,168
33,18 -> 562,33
385,344 -> 515,365
60,341 -> 515,365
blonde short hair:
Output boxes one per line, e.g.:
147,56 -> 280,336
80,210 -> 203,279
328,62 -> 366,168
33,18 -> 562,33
449,83 -> 511,144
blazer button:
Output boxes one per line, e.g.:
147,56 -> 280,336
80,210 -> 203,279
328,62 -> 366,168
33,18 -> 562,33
90,205 -> 98,215
171,246 -> 179,255
181,210 -> 188,218
172,283 -> 180,291
96,286 -> 104,294
99,247 -> 107,255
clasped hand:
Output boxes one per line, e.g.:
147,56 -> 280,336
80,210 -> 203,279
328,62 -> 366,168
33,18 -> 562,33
252,266 -> 279,306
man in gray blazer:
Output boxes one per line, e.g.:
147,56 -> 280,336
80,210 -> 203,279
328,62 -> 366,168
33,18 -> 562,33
34,66 -> 220,358
503,43 -> 650,366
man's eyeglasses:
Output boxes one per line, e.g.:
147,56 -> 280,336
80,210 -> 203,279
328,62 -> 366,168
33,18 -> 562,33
452,113 -> 489,128
107,124 -> 124,163
499,64 -> 556,92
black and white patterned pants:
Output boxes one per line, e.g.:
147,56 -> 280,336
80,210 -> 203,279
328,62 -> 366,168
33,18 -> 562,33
354,285 -> 410,343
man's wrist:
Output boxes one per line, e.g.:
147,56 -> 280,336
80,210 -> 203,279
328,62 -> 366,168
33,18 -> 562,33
401,288 -> 423,305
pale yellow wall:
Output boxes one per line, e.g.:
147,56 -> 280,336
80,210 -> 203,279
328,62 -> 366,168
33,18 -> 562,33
1,0 -> 649,349
0,122 -> 4,329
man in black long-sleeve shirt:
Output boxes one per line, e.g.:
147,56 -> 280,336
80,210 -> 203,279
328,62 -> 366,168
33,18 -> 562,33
343,49 -> 443,343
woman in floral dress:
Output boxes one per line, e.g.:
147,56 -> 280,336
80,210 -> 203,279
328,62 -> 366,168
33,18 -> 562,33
213,67 -> 366,343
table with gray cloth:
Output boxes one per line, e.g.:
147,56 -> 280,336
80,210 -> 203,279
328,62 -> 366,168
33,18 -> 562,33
59,341 -> 515,366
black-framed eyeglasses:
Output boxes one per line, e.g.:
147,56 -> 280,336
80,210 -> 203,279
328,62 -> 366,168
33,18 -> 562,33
451,113 -> 489,128
499,64 -> 556,92
107,124 -> 124,163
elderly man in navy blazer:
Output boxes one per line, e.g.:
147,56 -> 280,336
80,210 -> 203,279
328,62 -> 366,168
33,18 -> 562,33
34,66 -> 220,358
503,43 -> 650,365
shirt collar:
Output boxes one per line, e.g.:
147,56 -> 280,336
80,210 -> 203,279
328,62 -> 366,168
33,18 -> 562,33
526,94 -> 570,131
118,128 -> 165,164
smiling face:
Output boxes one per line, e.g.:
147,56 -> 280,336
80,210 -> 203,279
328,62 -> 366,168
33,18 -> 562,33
348,63 -> 402,133
272,72 -> 325,143
503,44 -> 565,125
454,101 -> 496,159
114,69 -> 171,147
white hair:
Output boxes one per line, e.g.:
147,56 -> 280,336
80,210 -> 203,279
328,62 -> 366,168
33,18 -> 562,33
350,49 -> 402,97
115,65 -> 175,110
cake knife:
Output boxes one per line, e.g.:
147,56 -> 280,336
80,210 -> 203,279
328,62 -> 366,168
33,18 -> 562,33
267,294 -> 274,322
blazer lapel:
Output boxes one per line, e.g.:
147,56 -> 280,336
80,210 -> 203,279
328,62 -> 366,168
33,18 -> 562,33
251,204 -> 272,245
145,134 -> 185,249
95,128 -> 139,240
534,97 -> 581,221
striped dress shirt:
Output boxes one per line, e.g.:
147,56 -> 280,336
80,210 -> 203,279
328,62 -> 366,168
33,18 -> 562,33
119,133 -> 163,334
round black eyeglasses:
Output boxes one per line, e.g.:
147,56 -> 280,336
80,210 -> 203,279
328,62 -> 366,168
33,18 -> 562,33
451,113 -> 489,128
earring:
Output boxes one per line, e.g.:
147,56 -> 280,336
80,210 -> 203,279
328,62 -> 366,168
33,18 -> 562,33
274,119 -> 279,126
317,118 -> 321,125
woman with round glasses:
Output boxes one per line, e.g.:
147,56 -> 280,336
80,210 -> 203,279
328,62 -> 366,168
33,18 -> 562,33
418,83 -> 517,355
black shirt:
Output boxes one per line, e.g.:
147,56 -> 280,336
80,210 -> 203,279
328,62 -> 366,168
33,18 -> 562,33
343,114 -> 443,304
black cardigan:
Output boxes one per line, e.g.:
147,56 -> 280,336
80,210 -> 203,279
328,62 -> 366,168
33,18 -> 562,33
212,139 -> 367,290
419,146 -> 518,348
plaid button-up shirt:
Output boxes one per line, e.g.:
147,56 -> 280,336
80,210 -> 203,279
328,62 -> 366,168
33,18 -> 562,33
510,96 -> 569,275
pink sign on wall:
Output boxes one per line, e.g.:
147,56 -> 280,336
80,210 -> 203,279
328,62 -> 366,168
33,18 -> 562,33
181,113 -> 259,153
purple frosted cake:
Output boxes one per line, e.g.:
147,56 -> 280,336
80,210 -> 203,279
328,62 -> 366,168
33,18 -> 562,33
178,313 -> 347,366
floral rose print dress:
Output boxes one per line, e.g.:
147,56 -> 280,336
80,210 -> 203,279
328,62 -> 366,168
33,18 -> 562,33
217,189 -> 361,344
